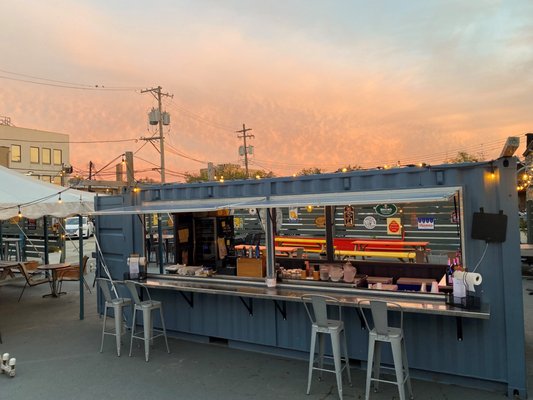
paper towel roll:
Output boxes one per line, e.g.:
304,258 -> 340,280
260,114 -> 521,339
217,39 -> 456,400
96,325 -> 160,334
453,271 -> 482,292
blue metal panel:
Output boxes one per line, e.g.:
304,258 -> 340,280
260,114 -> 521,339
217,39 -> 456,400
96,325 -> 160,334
95,158 -> 526,397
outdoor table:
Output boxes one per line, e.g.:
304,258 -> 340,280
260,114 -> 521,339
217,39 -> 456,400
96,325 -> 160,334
351,240 -> 429,252
37,263 -> 71,298
352,240 -> 430,262
234,245 -> 304,257
0,261 -> 20,280
146,233 -> 174,263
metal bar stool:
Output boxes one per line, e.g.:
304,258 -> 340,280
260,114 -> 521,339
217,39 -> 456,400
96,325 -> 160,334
125,280 -> 170,362
301,294 -> 352,400
96,278 -> 132,356
358,300 -> 413,400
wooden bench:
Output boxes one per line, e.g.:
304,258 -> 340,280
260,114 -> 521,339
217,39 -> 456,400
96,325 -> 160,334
334,250 -> 416,262
275,237 -> 326,254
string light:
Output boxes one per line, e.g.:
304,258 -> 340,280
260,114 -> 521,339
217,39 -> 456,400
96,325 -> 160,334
18,206 -> 22,218
121,154 -> 125,164
306,205 -> 314,212
58,193 -> 62,204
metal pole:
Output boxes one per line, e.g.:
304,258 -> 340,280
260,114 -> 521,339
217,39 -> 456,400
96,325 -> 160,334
236,124 -> 254,179
157,86 -> 166,183
325,206 -> 335,262
78,215 -> 84,320
43,216 -> 49,264
265,209 -> 275,279
157,215 -> 164,274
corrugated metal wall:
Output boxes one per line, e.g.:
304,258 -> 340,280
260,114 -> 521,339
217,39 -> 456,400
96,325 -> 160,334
95,159 -> 526,397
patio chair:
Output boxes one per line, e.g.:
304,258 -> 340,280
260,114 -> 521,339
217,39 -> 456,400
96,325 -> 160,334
17,261 -> 50,302
57,256 -> 91,293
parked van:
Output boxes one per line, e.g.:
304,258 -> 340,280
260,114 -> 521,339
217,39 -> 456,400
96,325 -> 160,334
65,216 -> 94,238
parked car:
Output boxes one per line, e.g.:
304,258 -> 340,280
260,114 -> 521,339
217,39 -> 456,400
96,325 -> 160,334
65,216 -> 94,238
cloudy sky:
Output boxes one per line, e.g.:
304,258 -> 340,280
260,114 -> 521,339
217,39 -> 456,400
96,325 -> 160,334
1,0 -> 532,181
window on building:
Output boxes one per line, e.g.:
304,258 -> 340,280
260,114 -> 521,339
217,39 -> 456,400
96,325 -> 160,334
30,147 -> 40,163
42,148 -> 51,164
53,149 -> 62,165
11,145 -> 21,162
53,176 -> 62,185
41,175 -> 51,183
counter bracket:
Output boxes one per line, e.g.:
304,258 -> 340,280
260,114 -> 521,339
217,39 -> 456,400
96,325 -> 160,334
239,297 -> 253,316
356,308 -> 366,330
456,317 -> 463,341
273,300 -> 287,320
179,291 -> 194,308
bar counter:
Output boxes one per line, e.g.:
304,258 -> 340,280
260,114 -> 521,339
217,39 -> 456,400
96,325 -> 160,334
143,273 -> 490,320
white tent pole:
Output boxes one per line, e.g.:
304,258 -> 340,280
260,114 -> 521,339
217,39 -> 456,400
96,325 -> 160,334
93,233 -> 118,297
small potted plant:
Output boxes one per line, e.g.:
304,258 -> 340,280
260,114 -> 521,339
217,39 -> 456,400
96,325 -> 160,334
47,246 -> 62,264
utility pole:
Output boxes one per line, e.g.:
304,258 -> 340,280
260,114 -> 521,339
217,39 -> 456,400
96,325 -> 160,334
236,123 -> 254,179
141,86 -> 173,183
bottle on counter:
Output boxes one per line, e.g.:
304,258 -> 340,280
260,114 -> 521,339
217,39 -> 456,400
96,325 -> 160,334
313,265 -> 320,280
255,243 -> 260,258
447,257 -> 453,285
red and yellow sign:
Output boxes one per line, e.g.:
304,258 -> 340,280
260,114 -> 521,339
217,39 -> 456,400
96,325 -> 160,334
387,217 -> 402,235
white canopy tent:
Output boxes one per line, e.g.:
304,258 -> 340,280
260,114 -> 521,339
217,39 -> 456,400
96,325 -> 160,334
0,165 -> 96,220
0,165 -> 97,320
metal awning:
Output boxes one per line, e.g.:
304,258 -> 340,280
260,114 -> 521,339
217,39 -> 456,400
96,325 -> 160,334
246,187 -> 461,209
92,197 -> 266,215
93,187 -> 460,216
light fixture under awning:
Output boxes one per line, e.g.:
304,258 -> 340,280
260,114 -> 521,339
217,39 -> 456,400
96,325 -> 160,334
93,187 -> 460,216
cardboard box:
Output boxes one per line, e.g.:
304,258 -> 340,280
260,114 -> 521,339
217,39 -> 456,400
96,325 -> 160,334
237,257 -> 266,277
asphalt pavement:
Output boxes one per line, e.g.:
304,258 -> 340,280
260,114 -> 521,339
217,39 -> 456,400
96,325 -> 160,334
0,240 -> 531,399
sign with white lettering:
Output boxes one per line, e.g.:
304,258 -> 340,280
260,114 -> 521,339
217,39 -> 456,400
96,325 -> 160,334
387,217 -> 402,235
374,204 -> 397,217
417,217 -> 435,230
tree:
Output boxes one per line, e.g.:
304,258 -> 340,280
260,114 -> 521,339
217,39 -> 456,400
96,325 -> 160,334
445,151 -> 483,164
297,167 -> 323,176
336,164 -> 362,172
185,163 -> 274,183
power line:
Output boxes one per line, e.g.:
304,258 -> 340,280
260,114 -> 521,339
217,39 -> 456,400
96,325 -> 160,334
0,67 -> 144,91
0,136 -> 138,144
0,74 -> 142,91
167,99 -> 235,132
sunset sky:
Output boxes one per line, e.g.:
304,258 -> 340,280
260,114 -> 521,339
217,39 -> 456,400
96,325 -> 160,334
1,1 -> 532,182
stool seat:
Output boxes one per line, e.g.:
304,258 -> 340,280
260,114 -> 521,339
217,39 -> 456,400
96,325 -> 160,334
97,278 -> 132,357
302,294 -> 352,400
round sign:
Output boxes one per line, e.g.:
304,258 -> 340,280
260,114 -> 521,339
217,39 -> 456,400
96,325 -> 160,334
374,204 -> 397,217
363,216 -> 377,229
315,216 -> 326,228
388,219 -> 400,233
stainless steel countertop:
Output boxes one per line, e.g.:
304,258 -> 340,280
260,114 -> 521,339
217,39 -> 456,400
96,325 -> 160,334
144,274 -> 490,319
